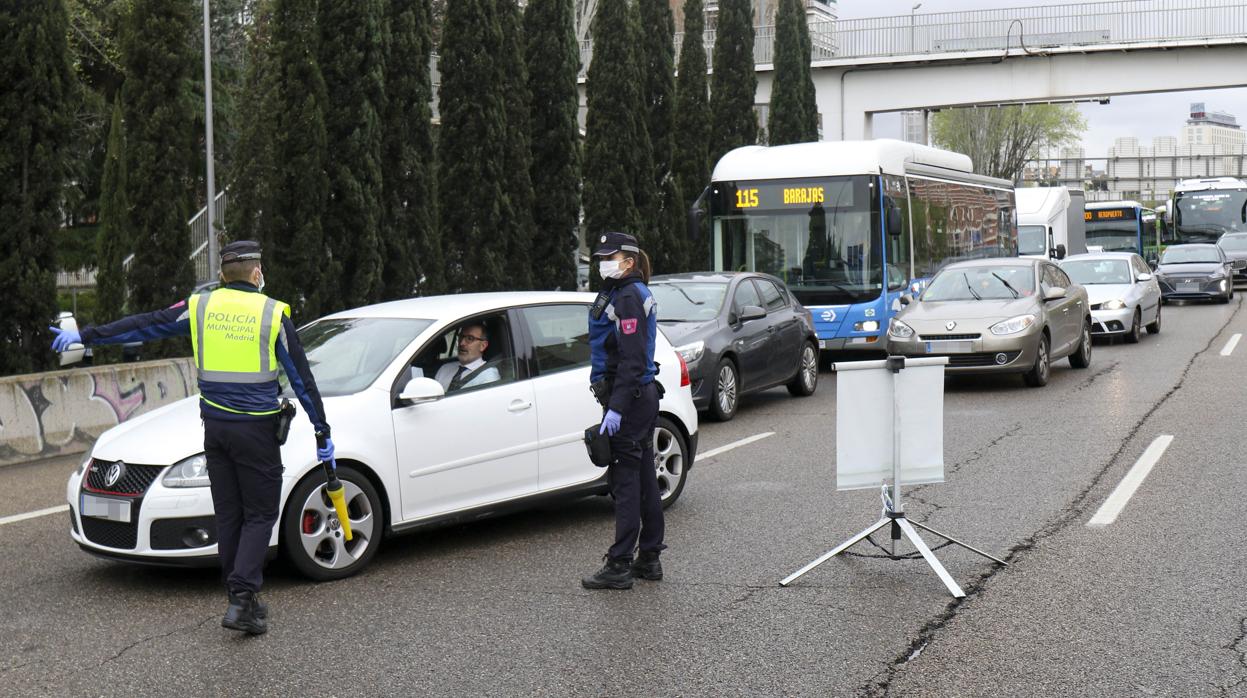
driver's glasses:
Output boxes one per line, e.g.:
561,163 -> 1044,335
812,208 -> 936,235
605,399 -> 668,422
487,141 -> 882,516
459,334 -> 485,344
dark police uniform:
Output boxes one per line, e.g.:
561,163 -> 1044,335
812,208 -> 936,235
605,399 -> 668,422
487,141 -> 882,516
76,241 -> 328,632
583,232 -> 665,589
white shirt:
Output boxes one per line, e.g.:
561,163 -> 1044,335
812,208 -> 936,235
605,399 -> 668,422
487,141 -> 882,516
434,357 -> 501,391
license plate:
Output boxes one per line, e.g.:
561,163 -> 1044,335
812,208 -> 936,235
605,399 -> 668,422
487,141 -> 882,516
81,493 -> 131,523
926,340 -> 973,354
1177,282 -> 1200,292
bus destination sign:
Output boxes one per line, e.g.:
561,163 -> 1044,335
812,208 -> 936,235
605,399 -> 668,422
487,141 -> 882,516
719,181 -> 840,212
1085,208 -> 1137,221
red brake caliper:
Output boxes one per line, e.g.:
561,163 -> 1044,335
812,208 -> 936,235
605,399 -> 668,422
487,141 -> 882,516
302,511 -> 317,534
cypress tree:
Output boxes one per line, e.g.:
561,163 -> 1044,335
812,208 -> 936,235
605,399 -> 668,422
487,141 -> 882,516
121,0 -> 196,356
673,0 -> 711,269
768,0 -> 818,145
709,0 -> 756,164
438,0 -> 507,292
638,0 -> 684,273
264,0 -> 331,320
320,0 -> 386,310
626,1 -> 660,265
96,99 -> 130,326
225,2 -> 275,253
0,0 -> 72,374
381,0 -> 442,299
498,0 -> 534,290
524,0 -> 580,290
583,0 -> 641,241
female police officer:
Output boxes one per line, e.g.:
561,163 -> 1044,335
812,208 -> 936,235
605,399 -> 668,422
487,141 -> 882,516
582,232 -> 666,590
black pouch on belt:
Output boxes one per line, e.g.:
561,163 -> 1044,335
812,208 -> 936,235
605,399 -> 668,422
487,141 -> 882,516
584,425 -> 614,467
276,399 -> 297,445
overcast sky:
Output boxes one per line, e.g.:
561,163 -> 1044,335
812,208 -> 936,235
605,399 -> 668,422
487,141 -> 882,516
834,0 -> 1247,155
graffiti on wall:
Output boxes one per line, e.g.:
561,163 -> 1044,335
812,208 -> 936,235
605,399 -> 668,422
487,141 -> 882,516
0,360 -> 197,466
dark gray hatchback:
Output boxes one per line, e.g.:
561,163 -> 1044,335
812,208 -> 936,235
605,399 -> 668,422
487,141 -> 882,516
650,272 -> 819,421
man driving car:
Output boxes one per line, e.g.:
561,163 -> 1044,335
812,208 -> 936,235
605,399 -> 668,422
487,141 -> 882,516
433,323 -> 500,392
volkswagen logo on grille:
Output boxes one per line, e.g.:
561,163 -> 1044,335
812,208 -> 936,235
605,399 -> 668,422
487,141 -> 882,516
945,321 -> 957,331
104,461 -> 126,488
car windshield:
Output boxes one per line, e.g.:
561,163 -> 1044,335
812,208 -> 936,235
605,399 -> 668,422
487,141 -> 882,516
1018,225 -> 1047,256
650,282 -> 728,322
1061,259 -> 1132,285
1219,235 -> 1247,251
922,265 -> 1035,301
280,317 -> 433,397
1161,246 -> 1220,264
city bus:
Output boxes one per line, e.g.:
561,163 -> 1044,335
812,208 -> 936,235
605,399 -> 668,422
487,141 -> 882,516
1084,201 -> 1158,259
705,139 -> 1017,354
1171,177 -> 1247,244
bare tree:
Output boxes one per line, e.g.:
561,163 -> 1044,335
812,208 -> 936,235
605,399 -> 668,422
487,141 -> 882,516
931,105 -> 1086,181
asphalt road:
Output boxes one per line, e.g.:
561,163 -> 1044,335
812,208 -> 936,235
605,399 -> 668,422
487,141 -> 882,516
2,296 -> 1245,696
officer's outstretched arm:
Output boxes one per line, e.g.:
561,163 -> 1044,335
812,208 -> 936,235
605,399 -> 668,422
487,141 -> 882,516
606,290 -> 648,414
79,301 -> 191,345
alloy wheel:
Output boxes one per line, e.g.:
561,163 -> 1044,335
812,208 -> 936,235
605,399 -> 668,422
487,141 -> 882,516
801,345 -> 818,391
654,424 -> 685,502
717,364 -> 737,414
298,480 -> 376,571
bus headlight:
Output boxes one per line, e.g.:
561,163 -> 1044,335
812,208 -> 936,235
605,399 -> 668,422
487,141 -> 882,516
989,314 -> 1037,336
1102,299 -> 1126,310
674,340 -> 705,364
888,319 -> 915,339
854,320 -> 880,332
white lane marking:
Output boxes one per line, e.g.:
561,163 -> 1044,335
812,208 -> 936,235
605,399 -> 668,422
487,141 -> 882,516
698,432 -> 776,461
0,504 -> 69,527
1220,333 -> 1242,356
1087,435 -> 1174,528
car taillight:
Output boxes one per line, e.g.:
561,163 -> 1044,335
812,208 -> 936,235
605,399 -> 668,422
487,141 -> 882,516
677,353 -> 691,387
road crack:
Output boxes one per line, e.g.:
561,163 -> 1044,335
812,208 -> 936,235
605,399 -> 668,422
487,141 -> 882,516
861,297 -> 1243,697
1074,360 -> 1120,392
99,615 -> 219,666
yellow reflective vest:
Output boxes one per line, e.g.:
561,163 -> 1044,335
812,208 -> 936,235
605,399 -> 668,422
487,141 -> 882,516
188,288 -> 290,415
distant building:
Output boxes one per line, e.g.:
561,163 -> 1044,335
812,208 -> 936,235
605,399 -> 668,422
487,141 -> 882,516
901,110 -> 927,144
679,0 -> 836,31
1181,102 -> 1245,148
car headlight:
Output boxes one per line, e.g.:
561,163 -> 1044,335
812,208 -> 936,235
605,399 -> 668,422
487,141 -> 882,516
989,314 -> 1037,336
674,340 -> 705,364
854,320 -> 880,332
1102,299 -> 1126,310
1210,271 -> 1227,280
75,448 -> 93,477
162,453 -> 210,488
889,319 -> 915,339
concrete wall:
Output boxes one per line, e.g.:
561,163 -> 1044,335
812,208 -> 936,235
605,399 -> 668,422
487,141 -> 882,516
0,359 -> 197,468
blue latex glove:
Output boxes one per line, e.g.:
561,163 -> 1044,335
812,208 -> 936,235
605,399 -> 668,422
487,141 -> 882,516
317,437 -> 335,463
49,326 -> 82,352
600,410 -> 622,436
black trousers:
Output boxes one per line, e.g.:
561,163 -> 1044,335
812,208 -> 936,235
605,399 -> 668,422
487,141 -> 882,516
606,382 -> 666,561
204,417 -> 282,595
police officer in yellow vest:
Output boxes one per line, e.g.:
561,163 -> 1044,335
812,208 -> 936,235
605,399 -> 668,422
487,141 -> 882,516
51,241 -> 331,635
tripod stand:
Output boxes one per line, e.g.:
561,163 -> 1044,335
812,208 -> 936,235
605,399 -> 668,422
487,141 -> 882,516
779,356 -> 1007,598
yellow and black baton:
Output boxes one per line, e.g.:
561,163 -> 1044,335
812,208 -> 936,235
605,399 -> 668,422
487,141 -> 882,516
317,436 -> 352,541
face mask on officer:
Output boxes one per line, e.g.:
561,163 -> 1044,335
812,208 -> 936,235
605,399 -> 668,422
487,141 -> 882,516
253,267 -> 265,293
599,255 -> 632,280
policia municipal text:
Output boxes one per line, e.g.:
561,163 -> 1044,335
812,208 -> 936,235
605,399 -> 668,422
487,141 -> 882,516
50,241 -> 331,635
583,232 -> 666,590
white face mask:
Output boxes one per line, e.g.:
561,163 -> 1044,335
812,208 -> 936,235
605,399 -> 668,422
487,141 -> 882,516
599,260 -> 625,279
255,270 -> 265,293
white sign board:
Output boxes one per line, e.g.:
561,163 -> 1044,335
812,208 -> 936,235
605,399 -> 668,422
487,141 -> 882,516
834,358 -> 946,491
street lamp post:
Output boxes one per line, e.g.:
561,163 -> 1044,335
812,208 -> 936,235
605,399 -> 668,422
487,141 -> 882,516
910,3 -> 922,54
202,0 -> 219,281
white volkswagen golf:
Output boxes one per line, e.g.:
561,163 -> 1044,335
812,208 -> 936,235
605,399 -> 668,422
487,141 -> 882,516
67,292 -> 699,580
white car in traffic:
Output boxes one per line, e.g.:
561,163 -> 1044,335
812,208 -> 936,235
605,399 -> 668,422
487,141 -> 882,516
67,292 -> 699,580
1059,252 -> 1162,343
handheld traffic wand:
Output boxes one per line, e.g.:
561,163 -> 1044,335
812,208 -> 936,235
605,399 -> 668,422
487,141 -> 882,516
317,436 -> 353,541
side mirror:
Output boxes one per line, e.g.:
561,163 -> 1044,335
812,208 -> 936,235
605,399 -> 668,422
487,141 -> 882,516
56,313 -> 86,367
899,294 -> 913,306
1054,243 -> 1067,260
885,198 -> 903,237
397,377 -> 445,404
1234,259 -> 1247,271
739,304 -> 766,322
687,186 -> 709,241
1136,272 -> 1153,282
1043,286 -> 1067,301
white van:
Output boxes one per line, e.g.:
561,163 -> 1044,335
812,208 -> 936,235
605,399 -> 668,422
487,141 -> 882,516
1016,187 -> 1087,260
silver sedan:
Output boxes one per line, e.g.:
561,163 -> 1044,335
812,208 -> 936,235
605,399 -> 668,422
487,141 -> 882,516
1059,252 -> 1161,343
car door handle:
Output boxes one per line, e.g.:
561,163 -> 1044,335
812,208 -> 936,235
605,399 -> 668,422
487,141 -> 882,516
507,400 -> 533,413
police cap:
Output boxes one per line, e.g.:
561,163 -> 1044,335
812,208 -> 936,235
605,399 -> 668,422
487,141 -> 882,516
220,240 -> 262,265
592,231 -> 640,257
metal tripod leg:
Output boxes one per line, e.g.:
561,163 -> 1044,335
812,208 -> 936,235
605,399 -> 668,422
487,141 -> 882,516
895,517 -> 965,598
779,517 -> 890,587
907,519 -> 1009,566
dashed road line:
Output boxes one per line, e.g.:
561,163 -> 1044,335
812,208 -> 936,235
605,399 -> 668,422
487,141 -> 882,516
1086,435 -> 1174,528
698,432 -> 776,461
1220,333 -> 1241,356
0,504 -> 69,527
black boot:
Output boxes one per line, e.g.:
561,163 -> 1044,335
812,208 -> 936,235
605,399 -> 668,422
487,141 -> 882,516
228,591 -> 268,619
222,591 -> 268,635
581,556 -> 634,590
631,551 -> 663,581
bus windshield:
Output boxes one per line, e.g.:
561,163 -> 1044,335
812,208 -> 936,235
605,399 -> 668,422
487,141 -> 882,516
1085,207 -> 1140,253
713,176 -> 881,306
1174,189 -> 1247,242
1018,225 -> 1047,256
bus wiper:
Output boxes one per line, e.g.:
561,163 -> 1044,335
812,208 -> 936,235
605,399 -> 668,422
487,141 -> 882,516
991,272 -> 1020,299
963,273 -> 981,300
